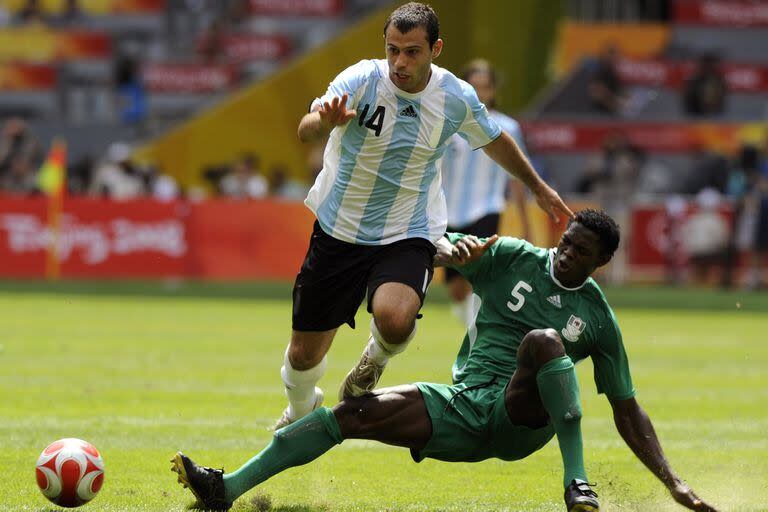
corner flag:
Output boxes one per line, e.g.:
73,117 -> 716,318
38,139 -> 67,280
37,138 -> 67,196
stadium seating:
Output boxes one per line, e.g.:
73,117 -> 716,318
0,0 -> 381,160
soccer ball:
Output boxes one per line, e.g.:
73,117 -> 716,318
35,438 -> 105,508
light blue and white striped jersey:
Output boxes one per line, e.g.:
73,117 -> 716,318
304,59 -> 501,246
442,111 -> 528,227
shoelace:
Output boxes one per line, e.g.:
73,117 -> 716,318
574,482 -> 598,498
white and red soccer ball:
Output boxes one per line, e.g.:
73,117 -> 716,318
35,438 -> 105,508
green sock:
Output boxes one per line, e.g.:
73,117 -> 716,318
223,407 -> 342,503
536,355 -> 588,488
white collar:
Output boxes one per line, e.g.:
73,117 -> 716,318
548,248 -> 588,291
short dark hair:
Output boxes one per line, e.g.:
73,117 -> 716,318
384,2 -> 439,48
572,209 -> 620,257
462,59 -> 497,86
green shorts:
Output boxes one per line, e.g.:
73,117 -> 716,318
411,380 -> 555,463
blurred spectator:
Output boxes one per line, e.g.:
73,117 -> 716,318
113,51 -> 148,126
682,145 -> 729,194
588,45 -> 627,115
66,154 -> 95,194
51,0 -> 88,27
1,155 -> 36,194
683,189 -> 729,285
144,164 -> 180,201
220,154 -> 268,198
269,164 -> 308,200
90,143 -> 146,199
683,54 -> 727,116
224,0 -> 250,27
167,0 -> 215,51
722,145 -> 760,288
635,156 -> 674,196
197,17 -> 227,63
578,132 -> 641,203
749,148 -> 768,289
578,132 -> 641,284
0,118 -> 43,185
13,0 -> 47,25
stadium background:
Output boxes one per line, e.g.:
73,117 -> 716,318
0,1 -> 766,511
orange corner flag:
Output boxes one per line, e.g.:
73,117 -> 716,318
37,138 -> 67,196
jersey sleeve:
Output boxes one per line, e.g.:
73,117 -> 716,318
445,234 -> 528,284
455,82 -> 502,150
591,308 -> 636,401
310,60 -> 375,113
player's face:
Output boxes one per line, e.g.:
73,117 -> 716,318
467,71 -> 495,107
554,222 -> 608,286
385,25 -> 443,93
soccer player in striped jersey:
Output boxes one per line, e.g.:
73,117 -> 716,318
172,210 -> 718,512
274,2 -> 571,429
442,59 -> 532,327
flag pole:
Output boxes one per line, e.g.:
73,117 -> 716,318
39,138 -> 67,281
45,185 -> 63,280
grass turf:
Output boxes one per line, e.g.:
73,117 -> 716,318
0,283 -> 766,511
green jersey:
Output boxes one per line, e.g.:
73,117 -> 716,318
446,234 -> 635,401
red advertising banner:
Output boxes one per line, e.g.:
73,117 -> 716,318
0,63 -> 56,90
616,58 -> 768,92
187,199 -> 314,280
249,0 -> 343,16
143,63 -> 238,93
221,34 -> 292,61
520,121 -> 759,153
0,197 -> 316,280
674,0 -> 768,27
0,198 -> 188,278
629,203 -> 733,269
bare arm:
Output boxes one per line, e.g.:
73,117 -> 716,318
297,94 -> 356,143
482,132 -> 572,223
508,179 -> 531,241
611,397 -> 719,511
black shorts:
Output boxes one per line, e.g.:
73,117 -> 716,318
292,221 -> 436,331
444,213 -> 500,282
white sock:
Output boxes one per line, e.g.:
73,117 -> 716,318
365,317 -> 416,366
280,346 -> 326,420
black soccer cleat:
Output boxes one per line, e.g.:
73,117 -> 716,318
564,479 -> 599,511
170,452 -> 232,511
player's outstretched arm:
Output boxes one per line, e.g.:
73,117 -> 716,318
482,131 -> 573,223
610,397 -> 720,511
434,234 -> 498,267
298,93 -> 357,143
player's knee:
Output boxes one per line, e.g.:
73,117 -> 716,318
332,398 -> 371,437
287,343 -> 323,371
374,310 -> 416,344
518,329 -> 565,369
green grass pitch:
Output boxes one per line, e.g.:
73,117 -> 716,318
1,282 -> 766,511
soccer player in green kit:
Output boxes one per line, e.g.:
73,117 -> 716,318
171,209 -> 718,512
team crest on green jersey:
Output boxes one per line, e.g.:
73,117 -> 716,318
562,315 -> 586,342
